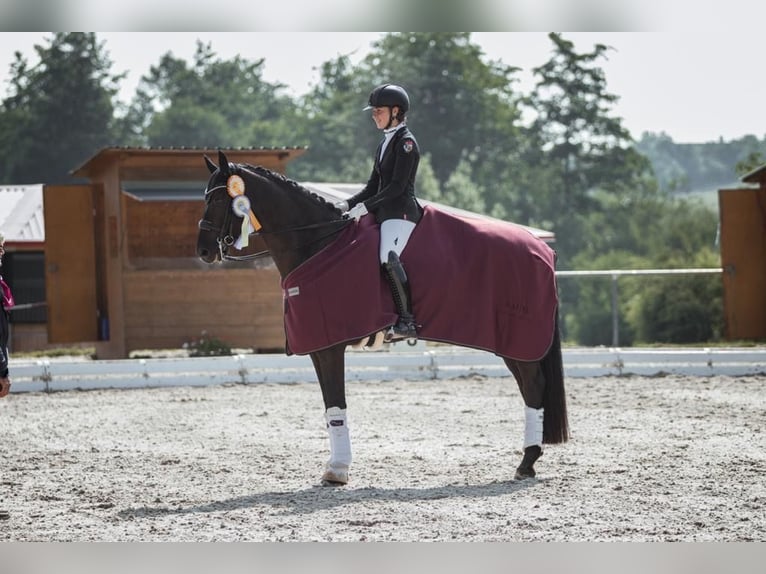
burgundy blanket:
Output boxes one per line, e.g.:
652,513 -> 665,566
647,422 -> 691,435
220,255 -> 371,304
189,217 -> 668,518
282,205 -> 558,361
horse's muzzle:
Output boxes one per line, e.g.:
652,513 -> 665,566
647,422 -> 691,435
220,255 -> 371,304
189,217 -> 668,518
197,219 -> 223,263
196,245 -> 220,264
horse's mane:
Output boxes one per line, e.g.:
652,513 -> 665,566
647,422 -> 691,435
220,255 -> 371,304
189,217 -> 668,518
239,163 -> 343,216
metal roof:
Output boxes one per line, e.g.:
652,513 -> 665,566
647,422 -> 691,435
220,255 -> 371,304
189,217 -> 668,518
302,182 -> 556,242
741,163 -> 766,186
0,185 -> 45,244
72,146 -> 308,178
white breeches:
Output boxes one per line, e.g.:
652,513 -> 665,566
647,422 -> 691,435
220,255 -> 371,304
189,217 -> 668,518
524,406 -> 544,449
379,219 -> 416,264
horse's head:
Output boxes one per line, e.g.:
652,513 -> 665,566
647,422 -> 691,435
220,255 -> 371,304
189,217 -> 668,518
197,151 -> 350,274
197,150 -> 246,263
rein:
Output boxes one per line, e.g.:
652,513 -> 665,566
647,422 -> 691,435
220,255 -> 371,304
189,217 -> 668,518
199,184 -> 352,262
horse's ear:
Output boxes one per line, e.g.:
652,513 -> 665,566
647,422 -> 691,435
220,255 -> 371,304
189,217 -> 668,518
218,150 -> 231,176
204,155 -> 217,174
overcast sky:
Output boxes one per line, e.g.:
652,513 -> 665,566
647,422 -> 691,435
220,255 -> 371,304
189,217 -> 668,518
0,31 -> 763,144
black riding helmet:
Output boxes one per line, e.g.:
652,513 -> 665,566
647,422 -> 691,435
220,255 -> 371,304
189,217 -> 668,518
364,83 -> 409,122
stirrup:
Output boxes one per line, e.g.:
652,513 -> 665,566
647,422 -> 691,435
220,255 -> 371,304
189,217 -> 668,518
384,319 -> 418,343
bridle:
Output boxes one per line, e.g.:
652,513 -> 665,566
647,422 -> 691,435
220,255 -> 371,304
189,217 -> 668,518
198,184 -> 352,262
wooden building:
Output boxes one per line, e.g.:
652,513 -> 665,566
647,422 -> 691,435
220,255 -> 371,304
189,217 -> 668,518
718,164 -> 766,340
44,147 -> 305,359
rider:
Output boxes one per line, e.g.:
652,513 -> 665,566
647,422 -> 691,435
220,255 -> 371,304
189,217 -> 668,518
336,83 -> 422,342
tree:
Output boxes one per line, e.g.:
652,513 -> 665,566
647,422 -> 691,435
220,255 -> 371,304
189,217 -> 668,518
288,54 -> 374,182
291,33 -> 524,210
567,195 -> 722,345
523,33 -> 656,264
636,132 -> 766,193
414,154 -> 441,202
361,33 -> 524,188
442,156 -> 486,213
0,33 -> 122,184
517,33 -> 728,345
735,150 -> 765,176
527,34 -> 632,203
292,33 -> 525,191
125,41 -> 301,149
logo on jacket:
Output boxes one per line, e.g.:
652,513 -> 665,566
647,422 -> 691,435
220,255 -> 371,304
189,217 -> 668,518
402,139 -> 414,153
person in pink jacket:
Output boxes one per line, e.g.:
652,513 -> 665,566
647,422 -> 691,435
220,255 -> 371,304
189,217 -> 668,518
0,231 -> 13,399
0,231 -> 11,519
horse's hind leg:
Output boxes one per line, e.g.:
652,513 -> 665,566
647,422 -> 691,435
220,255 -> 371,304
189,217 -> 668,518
505,359 -> 545,480
310,345 -> 351,486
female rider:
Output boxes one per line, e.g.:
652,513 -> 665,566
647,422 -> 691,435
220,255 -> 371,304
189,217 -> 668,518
336,83 -> 422,342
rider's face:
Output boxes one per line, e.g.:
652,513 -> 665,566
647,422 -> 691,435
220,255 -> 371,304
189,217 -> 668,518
372,106 -> 399,129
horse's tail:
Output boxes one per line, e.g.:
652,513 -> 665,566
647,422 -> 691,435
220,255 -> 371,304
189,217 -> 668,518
542,311 -> 569,444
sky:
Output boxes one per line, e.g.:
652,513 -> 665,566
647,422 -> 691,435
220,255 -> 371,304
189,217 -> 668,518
0,31 -> 764,144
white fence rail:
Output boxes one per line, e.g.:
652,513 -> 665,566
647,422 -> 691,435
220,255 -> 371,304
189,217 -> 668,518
8,347 -> 766,394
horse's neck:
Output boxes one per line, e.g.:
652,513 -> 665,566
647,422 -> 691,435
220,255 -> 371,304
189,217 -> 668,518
250,175 -> 343,278
267,218 -> 343,279
267,231 -> 339,279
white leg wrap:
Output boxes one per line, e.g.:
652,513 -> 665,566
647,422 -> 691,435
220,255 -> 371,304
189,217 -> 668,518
325,407 -> 352,474
524,406 -> 544,449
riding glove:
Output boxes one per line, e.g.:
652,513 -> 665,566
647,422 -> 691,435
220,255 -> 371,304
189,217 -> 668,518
347,203 -> 368,221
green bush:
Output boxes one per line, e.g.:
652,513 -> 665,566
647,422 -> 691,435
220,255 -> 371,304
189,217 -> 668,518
562,249 -> 722,346
561,279 -> 635,347
630,273 -> 723,344
183,331 -> 232,357
559,251 -> 641,346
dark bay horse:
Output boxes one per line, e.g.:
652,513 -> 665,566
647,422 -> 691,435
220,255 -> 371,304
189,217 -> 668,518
197,151 -> 568,486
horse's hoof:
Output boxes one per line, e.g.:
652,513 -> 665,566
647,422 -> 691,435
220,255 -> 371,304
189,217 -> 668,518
514,466 -> 536,480
321,479 -> 346,487
514,445 -> 542,480
321,469 -> 348,486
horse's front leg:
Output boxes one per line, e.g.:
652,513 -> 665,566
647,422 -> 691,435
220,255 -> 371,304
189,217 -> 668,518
310,344 -> 350,486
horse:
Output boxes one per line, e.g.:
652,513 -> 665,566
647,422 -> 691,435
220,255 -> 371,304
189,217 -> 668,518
197,150 -> 568,486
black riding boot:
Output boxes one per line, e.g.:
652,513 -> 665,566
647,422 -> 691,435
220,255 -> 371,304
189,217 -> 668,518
382,251 -> 418,342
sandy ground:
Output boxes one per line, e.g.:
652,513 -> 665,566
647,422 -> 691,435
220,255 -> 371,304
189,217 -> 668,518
1,374 -> 764,542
